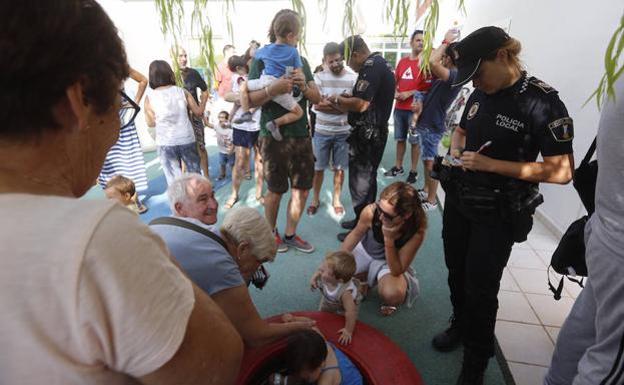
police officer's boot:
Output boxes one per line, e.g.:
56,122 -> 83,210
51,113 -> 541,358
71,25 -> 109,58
432,314 -> 462,352
456,349 -> 488,385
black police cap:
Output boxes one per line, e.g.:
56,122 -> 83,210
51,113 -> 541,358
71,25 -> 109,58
452,26 -> 510,87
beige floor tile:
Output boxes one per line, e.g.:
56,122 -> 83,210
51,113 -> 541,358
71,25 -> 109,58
495,321 -> 554,366
545,326 -> 561,344
534,249 -> 554,267
564,280 -> 584,299
500,268 -> 521,292
509,267 -> 552,295
526,294 -> 575,327
507,362 -> 549,385
497,291 -> 540,324
508,248 -> 547,270
528,233 -> 559,252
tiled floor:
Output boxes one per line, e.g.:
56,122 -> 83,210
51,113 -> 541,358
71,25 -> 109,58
495,219 -> 582,385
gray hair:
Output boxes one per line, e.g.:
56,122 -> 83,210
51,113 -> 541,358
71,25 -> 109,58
220,207 -> 277,262
167,173 -> 211,214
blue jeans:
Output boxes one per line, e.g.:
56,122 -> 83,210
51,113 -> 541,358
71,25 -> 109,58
219,152 -> 235,167
158,142 -> 201,185
312,132 -> 350,171
393,109 -> 413,141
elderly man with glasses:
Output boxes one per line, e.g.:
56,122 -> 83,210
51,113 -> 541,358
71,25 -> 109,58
150,174 -> 315,347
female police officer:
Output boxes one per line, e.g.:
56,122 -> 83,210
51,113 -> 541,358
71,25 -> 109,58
432,27 -> 574,385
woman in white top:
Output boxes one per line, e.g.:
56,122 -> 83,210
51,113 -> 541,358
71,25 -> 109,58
144,60 -> 206,185
0,1 -> 242,384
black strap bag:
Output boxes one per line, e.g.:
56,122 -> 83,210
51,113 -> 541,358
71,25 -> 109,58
548,138 -> 597,300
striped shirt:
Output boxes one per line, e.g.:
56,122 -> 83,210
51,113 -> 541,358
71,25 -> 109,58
313,69 -> 357,135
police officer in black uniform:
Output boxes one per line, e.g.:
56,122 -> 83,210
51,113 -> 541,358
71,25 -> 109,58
333,35 -> 396,241
431,27 -> 575,385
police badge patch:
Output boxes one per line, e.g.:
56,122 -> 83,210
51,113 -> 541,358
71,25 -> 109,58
548,117 -> 574,142
356,80 -> 370,93
467,102 -> 480,120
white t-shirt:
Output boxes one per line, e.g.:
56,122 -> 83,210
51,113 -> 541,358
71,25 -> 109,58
313,69 -> 357,135
215,124 -> 234,154
147,86 -> 196,146
231,74 -> 261,132
0,194 -> 194,384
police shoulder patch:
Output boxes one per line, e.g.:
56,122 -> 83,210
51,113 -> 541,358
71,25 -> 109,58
364,58 -> 374,67
548,117 -> 574,142
529,77 -> 557,94
356,80 -> 370,93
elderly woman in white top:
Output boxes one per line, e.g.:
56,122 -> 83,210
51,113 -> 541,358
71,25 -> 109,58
0,1 -> 241,384
144,60 -> 207,185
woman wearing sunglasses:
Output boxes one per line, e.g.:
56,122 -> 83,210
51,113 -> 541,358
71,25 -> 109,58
341,182 -> 427,316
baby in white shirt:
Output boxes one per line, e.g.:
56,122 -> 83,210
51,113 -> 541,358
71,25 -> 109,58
310,251 -> 362,345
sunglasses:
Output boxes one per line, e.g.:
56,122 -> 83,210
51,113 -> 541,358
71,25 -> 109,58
119,90 -> 140,130
376,201 -> 399,220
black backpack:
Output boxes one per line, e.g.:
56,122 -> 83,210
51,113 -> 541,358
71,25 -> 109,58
548,137 -> 597,300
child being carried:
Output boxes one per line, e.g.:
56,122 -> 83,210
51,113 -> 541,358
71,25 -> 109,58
235,12 -> 304,141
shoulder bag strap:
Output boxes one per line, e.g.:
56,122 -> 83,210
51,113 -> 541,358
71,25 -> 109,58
581,137 -> 597,166
149,216 -> 228,250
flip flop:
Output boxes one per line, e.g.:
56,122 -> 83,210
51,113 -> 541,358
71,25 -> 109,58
333,205 -> 345,215
244,172 -> 252,180
379,304 -> 399,317
307,203 -> 320,215
223,196 -> 238,209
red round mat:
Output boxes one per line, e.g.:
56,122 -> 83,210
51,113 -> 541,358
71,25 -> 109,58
236,311 -> 424,385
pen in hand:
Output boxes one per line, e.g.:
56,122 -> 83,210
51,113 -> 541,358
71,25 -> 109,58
476,140 -> 492,154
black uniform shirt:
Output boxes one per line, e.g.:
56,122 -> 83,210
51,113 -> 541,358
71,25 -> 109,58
181,68 -> 208,103
349,52 -> 396,127
459,73 -> 574,187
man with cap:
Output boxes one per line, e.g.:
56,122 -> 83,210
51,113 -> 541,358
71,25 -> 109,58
432,26 -> 574,384
330,35 -> 395,241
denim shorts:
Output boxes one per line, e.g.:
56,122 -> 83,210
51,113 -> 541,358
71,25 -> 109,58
393,108 -> 413,141
219,152 -> 235,167
416,125 -> 444,161
312,132 -> 350,171
232,128 -> 260,148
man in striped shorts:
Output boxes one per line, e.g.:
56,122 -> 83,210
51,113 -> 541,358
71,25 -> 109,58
307,42 -> 357,216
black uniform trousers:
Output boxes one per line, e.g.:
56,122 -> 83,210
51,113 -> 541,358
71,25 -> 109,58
442,192 -> 515,358
348,127 -> 388,222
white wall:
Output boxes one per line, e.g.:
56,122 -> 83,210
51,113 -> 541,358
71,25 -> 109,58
454,0 -> 622,234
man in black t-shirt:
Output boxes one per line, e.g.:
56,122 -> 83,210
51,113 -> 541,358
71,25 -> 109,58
332,35 -> 396,241
177,47 -> 210,177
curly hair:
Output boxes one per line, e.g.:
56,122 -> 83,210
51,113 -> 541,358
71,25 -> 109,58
0,0 -> 129,139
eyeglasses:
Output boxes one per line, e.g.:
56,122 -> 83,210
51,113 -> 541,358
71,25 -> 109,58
376,201 -> 399,220
119,90 -> 140,130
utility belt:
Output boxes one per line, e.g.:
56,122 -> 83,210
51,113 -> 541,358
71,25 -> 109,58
348,111 -> 388,163
432,156 -> 543,242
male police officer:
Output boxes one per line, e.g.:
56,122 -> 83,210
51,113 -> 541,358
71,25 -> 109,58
332,35 -> 395,241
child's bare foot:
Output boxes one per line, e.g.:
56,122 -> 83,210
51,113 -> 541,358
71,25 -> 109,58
265,120 -> 283,141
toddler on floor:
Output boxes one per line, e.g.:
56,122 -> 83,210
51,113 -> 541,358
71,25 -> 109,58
310,251 -> 362,345
104,175 -> 143,214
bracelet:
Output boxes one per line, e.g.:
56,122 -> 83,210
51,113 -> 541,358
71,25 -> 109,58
264,86 -> 271,97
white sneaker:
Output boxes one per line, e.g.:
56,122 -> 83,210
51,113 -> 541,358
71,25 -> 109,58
422,201 -> 438,212
417,189 -> 428,201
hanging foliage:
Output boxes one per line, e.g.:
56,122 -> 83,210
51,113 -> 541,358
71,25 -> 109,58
152,0 -> 621,105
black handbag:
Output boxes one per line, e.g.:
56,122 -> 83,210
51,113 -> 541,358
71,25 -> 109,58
548,138 -> 597,300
